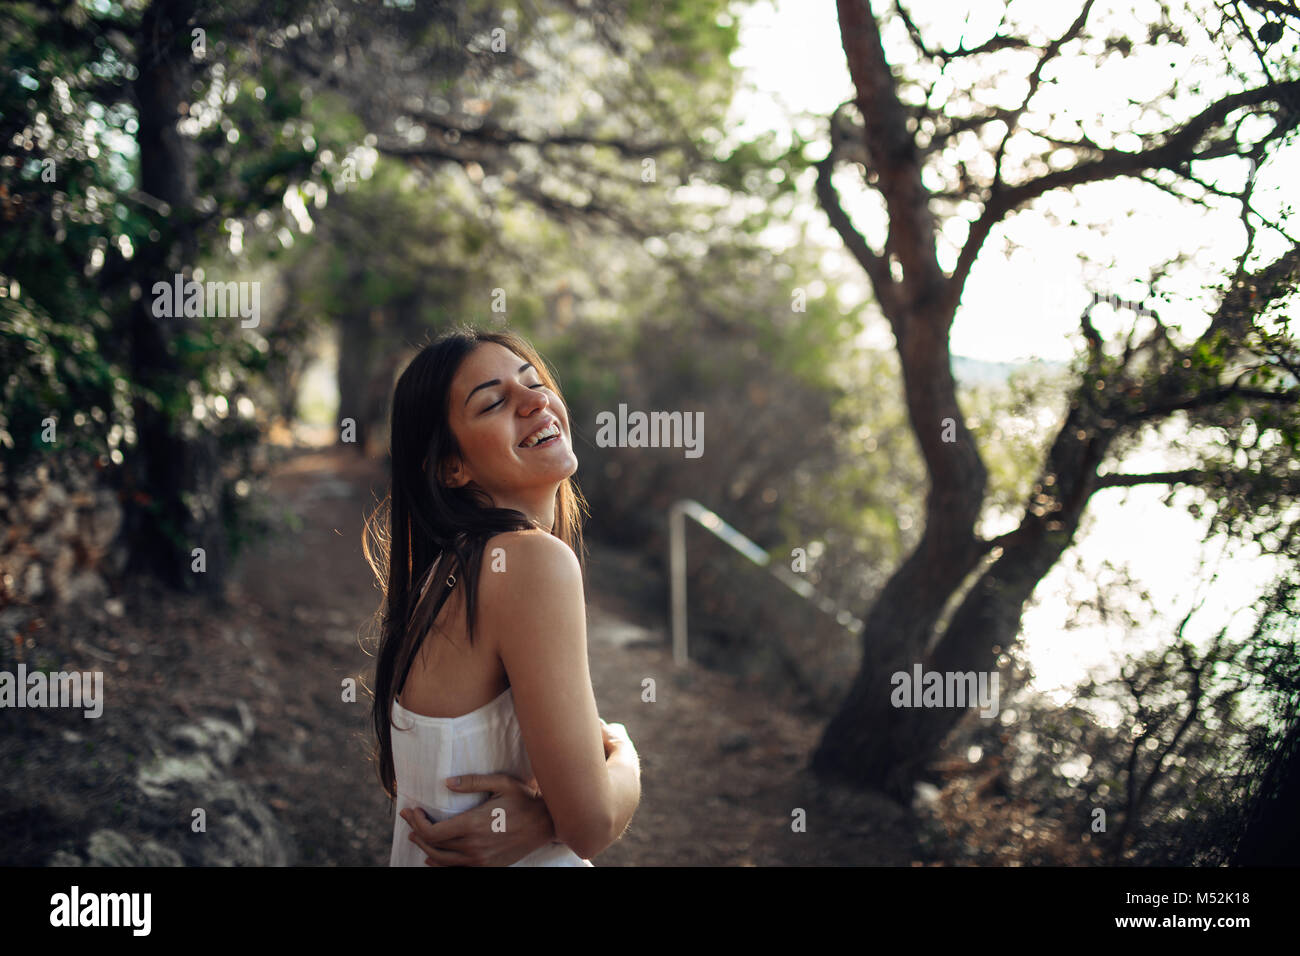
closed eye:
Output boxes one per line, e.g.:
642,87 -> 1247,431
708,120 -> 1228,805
485,382 -> 547,411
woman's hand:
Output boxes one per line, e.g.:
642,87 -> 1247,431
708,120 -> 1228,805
400,773 -> 557,866
601,718 -> 633,759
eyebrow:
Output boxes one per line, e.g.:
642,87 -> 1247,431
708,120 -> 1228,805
464,362 -> 535,407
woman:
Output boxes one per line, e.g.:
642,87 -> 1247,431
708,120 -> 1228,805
365,325 -> 641,866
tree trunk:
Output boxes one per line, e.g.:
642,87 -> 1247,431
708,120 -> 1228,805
121,0 -> 228,594
813,378 -> 1115,797
336,307 -> 375,454
813,0 -> 1300,803
809,525 -> 987,798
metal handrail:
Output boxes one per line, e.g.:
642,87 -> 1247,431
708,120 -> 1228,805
668,498 -> 864,667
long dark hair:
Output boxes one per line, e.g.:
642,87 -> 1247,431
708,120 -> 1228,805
364,325 -> 588,801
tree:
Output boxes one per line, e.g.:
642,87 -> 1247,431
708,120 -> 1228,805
811,0 -> 1300,797
265,0 -> 747,448
1,0 -> 340,592
1,0 -> 757,587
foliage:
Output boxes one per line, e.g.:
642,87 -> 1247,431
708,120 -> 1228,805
932,554 -> 1300,865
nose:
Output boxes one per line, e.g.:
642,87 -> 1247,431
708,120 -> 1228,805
520,382 -> 549,414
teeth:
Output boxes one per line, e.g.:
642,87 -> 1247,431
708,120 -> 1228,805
521,423 -> 559,448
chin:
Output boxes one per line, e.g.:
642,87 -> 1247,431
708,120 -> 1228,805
516,443 -> 578,482
543,458 -> 579,483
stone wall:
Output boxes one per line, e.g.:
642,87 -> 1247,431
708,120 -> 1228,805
0,451 -> 125,616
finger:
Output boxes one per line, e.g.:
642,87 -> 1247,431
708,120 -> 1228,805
408,825 -> 491,867
447,773 -> 512,794
405,817 -> 472,858
420,842 -> 474,866
402,806 -> 504,855
402,808 -> 471,845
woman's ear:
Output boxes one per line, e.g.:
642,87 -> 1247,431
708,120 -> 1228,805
439,454 -> 471,489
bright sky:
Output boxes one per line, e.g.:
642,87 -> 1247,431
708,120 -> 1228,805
727,0 -> 1298,711
728,0 -> 1298,363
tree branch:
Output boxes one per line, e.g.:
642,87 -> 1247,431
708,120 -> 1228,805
1079,300 -> 1105,373
991,0 -> 1098,196
1205,240 -> 1300,339
411,113 -> 693,160
891,1 -> 1033,60
1095,469 -> 1212,488
1096,469 -> 1300,496
1127,382 -> 1299,422
1240,0 -> 1300,18
837,0 -> 945,310
815,154 -> 899,317
948,78 -> 1300,313
920,108 -> 1021,157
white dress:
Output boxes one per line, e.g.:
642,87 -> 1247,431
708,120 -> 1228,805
389,686 -> 595,866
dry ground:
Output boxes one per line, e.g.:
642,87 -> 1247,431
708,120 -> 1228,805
230,445 -> 919,865
3,444 -> 928,866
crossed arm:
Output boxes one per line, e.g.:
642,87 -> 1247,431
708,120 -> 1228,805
400,718 -> 638,866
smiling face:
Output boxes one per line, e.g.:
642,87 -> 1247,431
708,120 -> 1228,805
439,342 -> 578,514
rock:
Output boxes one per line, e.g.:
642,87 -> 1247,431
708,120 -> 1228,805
44,481 -> 67,510
2,450 -> 126,609
189,779 -> 293,866
49,545 -> 75,597
85,830 -> 184,867
88,491 -> 122,551
23,563 -> 44,600
32,528 -> 62,563
129,701 -> 292,866
0,605 -> 34,634
64,571 -> 109,605
46,831 -> 184,867
233,699 -> 255,738
137,752 -> 221,799
132,754 -> 293,865
24,494 -> 50,526
2,552 -> 27,591
171,716 -> 248,768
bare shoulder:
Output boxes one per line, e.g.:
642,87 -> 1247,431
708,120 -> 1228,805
479,529 -> 581,586
478,529 -> 585,658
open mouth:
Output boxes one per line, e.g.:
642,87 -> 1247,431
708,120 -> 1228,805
519,421 -> 561,449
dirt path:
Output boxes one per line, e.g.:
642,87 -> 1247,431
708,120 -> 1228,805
227,445 -> 919,866
0,442 -> 1046,868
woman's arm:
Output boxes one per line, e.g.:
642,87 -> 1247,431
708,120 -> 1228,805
483,530 -> 641,860
401,772 -> 557,866
596,720 -> 640,848
405,723 -> 640,864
